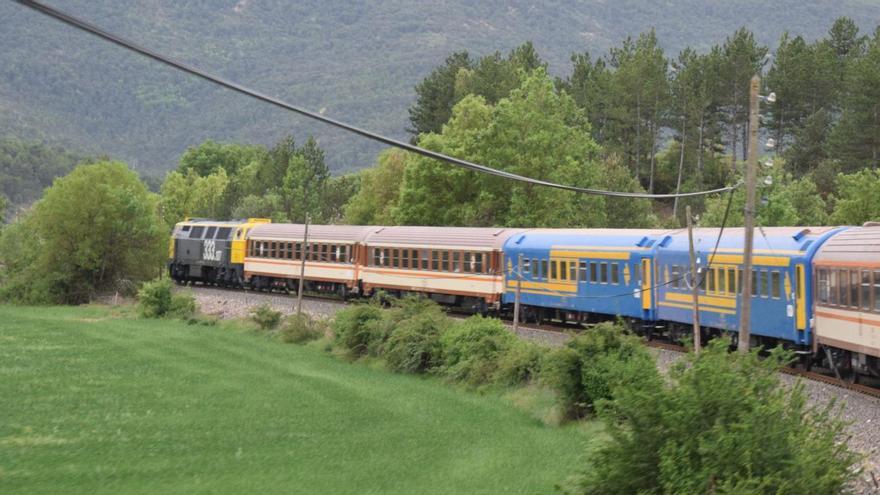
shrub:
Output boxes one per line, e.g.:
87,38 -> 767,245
280,313 -> 325,344
565,340 -> 860,494
541,321 -> 654,419
332,304 -> 384,357
250,303 -> 282,330
168,292 -> 196,319
440,316 -> 518,385
495,339 -> 546,387
369,296 -> 446,355
138,278 -> 173,318
384,310 -> 450,374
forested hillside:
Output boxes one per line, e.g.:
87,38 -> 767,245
2,1 -> 879,175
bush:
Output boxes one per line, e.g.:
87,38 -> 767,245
440,316 -> 518,385
138,278 -> 173,318
250,303 -> 282,330
384,310 -> 450,374
565,340 -> 860,494
541,321 -> 654,420
332,304 -> 384,357
280,313 -> 325,344
168,292 -> 196,319
495,339 -> 546,387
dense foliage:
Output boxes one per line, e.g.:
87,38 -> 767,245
0,137 -> 81,219
0,161 -> 165,304
566,340 -> 859,494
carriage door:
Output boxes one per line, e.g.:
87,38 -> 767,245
795,264 -> 806,330
641,258 -> 652,310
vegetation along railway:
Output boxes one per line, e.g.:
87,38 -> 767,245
168,218 -> 880,392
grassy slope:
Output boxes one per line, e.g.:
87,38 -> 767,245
0,305 -> 594,494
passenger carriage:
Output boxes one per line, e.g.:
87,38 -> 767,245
501,229 -> 673,324
654,226 -> 842,349
244,223 -> 373,297
812,224 -> 880,379
360,226 -> 518,312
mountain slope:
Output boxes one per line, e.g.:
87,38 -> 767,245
2,0 -> 879,174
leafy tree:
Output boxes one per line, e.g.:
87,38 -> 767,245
407,42 -> 546,139
720,28 -> 768,167
0,161 -> 165,304
395,70 -> 606,228
828,30 -> 880,170
231,192 -> 288,222
178,139 -> 265,177
159,168 -> 230,227
280,137 -> 330,223
408,51 -> 474,136
321,173 -> 360,223
701,163 -> 827,227
567,341 -> 859,494
598,157 -> 657,228
784,109 -> 833,176
831,168 -> 880,225
344,148 -> 407,225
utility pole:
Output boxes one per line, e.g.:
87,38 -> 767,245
513,253 -> 523,332
296,214 -> 310,316
686,205 -> 701,354
738,75 -> 760,353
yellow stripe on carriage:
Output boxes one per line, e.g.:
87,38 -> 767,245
659,301 -> 737,315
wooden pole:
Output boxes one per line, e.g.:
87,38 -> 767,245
686,206 -> 701,353
513,253 -> 523,332
297,214 -> 310,316
738,75 -> 760,353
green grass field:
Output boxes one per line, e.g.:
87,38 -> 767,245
0,305 -> 595,494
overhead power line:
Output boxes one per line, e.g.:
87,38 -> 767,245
15,0 -> 739,199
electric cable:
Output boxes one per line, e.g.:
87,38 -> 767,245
15,0 -> 740,199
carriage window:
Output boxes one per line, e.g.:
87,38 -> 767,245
189,226 -> 205,238
829,270 -> 838,305
440,251 -> 448,271
600,263 -> 608,284
217,227 -> 232,239
850,270 -> 860,309
736,269 -> 743,295
817,269 -> 829,304
412,249 -> 419,269
728,269 -> 736,295
551,261 -> 558,280
874,271 -> 880,312
428,250 -> 437,270
530,258 -> 538,278
205,226 -> 217,239
840,270 -> 850,306
540,260 -> 547,280
590,262 -> 598,283
611,263 -> 620,285
570,262 -> 578,282
522,258 -> 531,277
452,252 -> 460,272
860,270 -> 871,311
475,253 -> 484,273
719,268 -> 727,294
421,250 -> 429,270
182,225 -> 192,232
400,249 -> 408,269
760,270 -> 770,298
708,268 -> 716,292
771,271 -> 781,299
670,265 -> 680,289
389,249 -> 397,268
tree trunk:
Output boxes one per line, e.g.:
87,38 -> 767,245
648,118 -> 658,194
698,112 -> 705,178
730,100 -> 738,171
673,115 -> 687,220
635,95 -> 642,183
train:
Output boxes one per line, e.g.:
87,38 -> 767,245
168,218 -> 880,382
